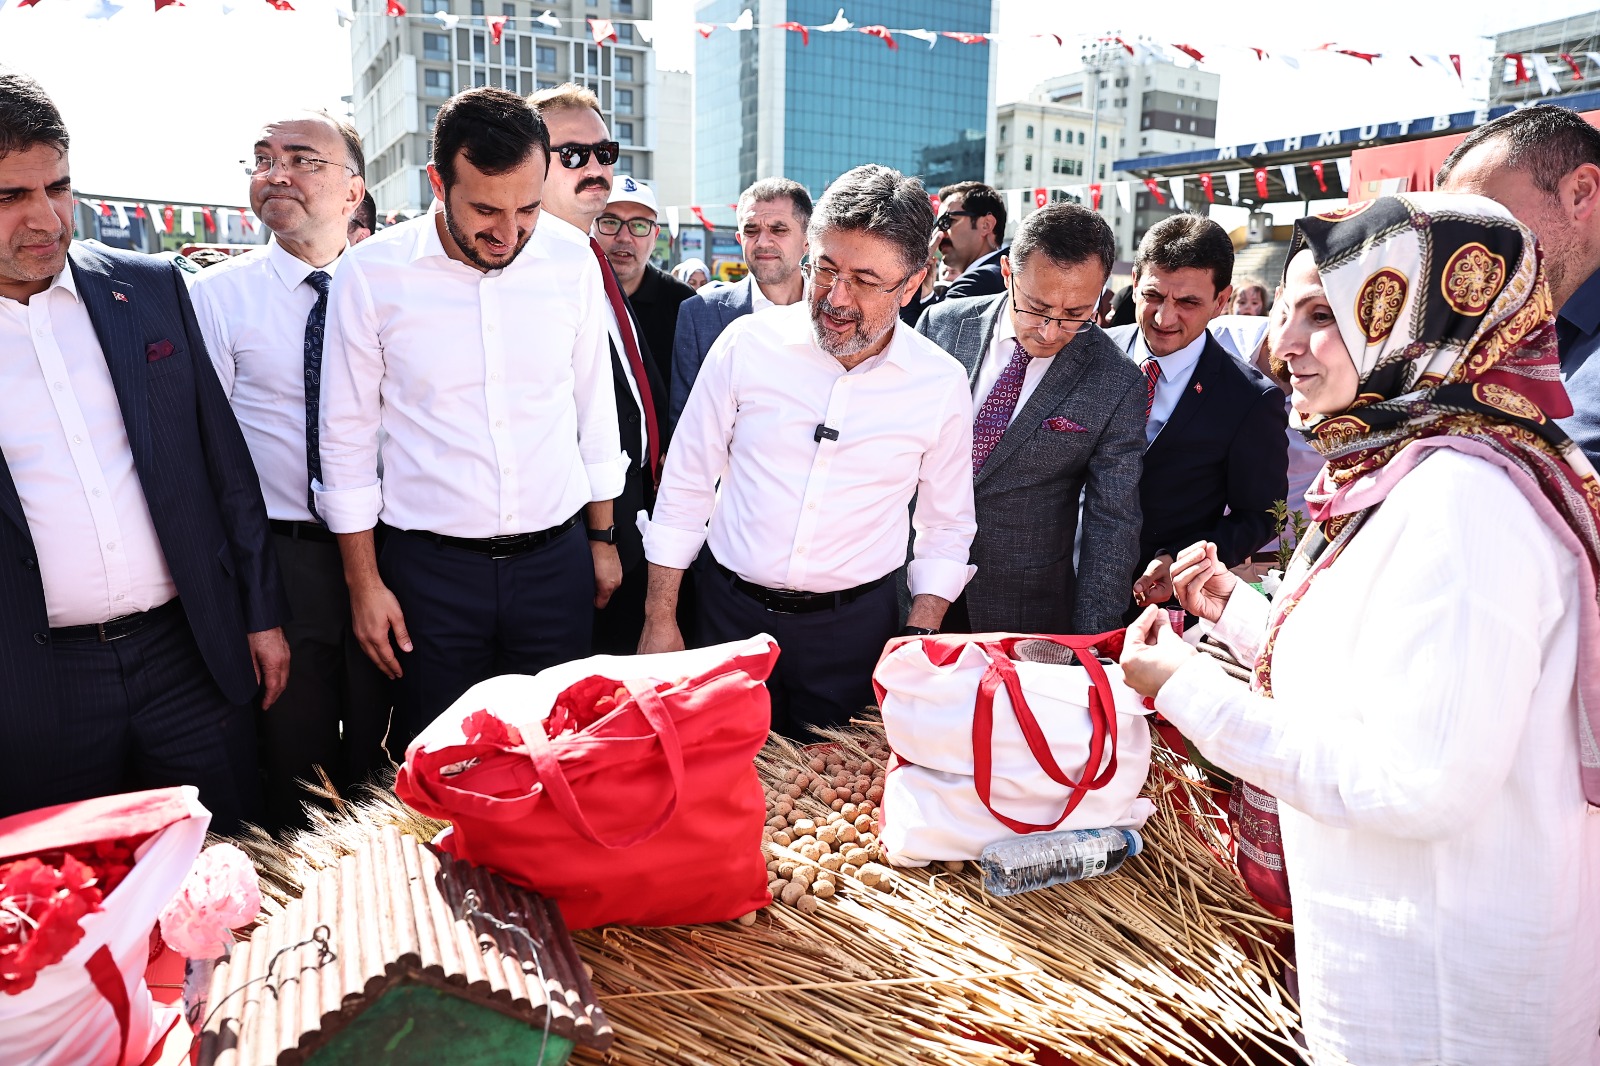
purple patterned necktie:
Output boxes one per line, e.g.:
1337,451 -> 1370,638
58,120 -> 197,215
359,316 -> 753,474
972,339 -> 1032,472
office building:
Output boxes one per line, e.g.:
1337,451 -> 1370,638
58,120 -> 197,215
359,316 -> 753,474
1491,11 -> 1600,106
654,68 -> 694,210
349,0 -> 659,216
693,0 -> 998,214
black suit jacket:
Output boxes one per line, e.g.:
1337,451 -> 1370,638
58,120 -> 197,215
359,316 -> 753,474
601,254 -> 668,574
0,243 -> 287,711
627,263 -> 696,396
1106,325 -> 1289,568
902,246 -> 1009,328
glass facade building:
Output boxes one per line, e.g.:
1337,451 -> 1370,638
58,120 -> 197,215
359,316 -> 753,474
695,0 -> 994,212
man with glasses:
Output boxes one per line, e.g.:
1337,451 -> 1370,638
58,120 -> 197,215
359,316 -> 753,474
641,165 -> 975,738
901,181 -> 1008,327
191,110 -> 390,831
316,87 -> 625,751
917,204 -> 1146,635
530,83 -> 665,655
596,177 -> 696,393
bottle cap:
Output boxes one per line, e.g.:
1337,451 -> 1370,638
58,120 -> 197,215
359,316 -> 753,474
1123,827 -> 1144,858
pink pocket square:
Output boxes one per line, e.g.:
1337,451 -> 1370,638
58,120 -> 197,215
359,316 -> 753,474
1043,416 -> 1086,432
145,340 -> 175,362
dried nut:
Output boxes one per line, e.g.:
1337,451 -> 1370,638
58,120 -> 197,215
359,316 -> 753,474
816,824 -> 838,844
820,853 -> 844,871
736,910 -> 759,926
816,868 -> 838,884
830,799 -> 845,811
843,847 -> 872,866
850,792 -> 866,804
767,860 -> 781,874
768,878 -> 787,896
854,814 -> 874,833
777,860 -> 798,880
761,828 -> 775,843
810,879 -> 836,899
782,768 -> 798,783
799,843 -> 823,861
781,881 -> 808,906
794,894 -> 821,914
840,803 -> 859,821
767,815 -> 788,830
773,831 -> 793,847
791,865 -> 815,887
840,863 -> 860,878
814,839 -> 832,855
795,772 -> 812,789
791,819 -> 816,836
866,786 -> 884,802
783,784 -> 804,799
809,757 -> 827,772
818,787 -> 838,804
940,860 -> 965,873
836,825 -> 859,844
775,800 -> 794,816
834,774 -> 851,788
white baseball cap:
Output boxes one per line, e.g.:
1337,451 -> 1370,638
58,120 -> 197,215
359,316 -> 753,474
606,175 -> 659,217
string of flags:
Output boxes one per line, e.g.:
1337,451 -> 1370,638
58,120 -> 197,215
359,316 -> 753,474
76,198 -> 258,238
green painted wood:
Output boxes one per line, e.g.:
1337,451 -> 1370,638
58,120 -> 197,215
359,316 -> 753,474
308,981 -> 574,1066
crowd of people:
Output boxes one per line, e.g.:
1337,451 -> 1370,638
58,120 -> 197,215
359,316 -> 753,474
3,62 -> 1600,1062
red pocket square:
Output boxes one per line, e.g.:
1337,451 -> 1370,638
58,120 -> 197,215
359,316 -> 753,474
145,340 -> 175,362
1043,416 -> 1087,432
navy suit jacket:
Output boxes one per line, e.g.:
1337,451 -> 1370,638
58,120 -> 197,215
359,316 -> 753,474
668,276 -> 755,430
1105,324 -> 1289,568
902,246 -> 1009,328
0,243 -> 287,712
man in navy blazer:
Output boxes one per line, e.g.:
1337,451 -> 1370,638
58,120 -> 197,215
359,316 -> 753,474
1105,214 -> 1287,610
0,72 -> 288,832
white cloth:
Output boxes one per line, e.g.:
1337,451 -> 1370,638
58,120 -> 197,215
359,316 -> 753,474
1133,327 -> 1205,446
190,237 -> 344,522
0,269 -> 177,626
646,303 -> 976,599
1157,449 -> 1600,1066
314,212 -> 626,537
971,296 -> 1054,421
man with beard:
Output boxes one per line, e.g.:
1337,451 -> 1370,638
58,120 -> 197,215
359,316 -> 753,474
640,164 -> 976,738
668,177 -> 811,427
316,87 -> 626,749
191,111 -> 391,830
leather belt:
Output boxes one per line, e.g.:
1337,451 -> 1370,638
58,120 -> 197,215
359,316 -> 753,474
398,512 -> 583,560
713,559 -> 889,615
49,598 -> 183,644
269,518 -> 338,544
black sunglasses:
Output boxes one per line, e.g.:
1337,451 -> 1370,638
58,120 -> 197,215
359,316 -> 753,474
555,141 -> 621,169
934,210 -> 979,233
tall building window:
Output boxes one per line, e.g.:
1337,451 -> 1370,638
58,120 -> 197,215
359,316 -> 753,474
474,71 -> 487,86
998,124 -> 1006,140
1024,154 -> 1032,172
425,104 -> 441,127
617,154 -> 634,175
996,153 -> 1005,172
616,55 -> 634,80
423,32 -> 450,61
471,0 -> 483,13
421,0 -> 447,11
537,44 -> 556,70
502,2 -> 514,13
424,69 -> 452,97
617,121 -> 634,143
616,88 -> 634,113
585,46 -> 598,74
1077,130 -> 1084,144
616,0 -> 632,10
503,37 -> 518,65
473,34 -> 485,60
1025,124 -> 1034,139
1054,129 -> 1061,142
1099,135 -> 1107,149
618,24 -> 633,43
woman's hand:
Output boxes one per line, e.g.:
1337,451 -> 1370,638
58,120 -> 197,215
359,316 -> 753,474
1171,541 -> 1238,624
1120,605 -> 1196,699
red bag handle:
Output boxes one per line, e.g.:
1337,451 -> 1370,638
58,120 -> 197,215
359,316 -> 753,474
520,678 -> 687,849
970,637 -> 1121,834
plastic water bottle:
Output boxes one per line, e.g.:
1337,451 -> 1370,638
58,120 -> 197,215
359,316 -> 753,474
979,827 -> 1144,897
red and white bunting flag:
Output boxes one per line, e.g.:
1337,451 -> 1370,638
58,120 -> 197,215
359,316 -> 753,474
777,21 -> 809,45
1174,43 -> 1204,63
99,201 -> 113,218
491,16 -> 508,43
941,31 -> 986,45
1449,54 -> 1462,80
153,0 -> 183,9
1560,53 -> 1584,80
201,207 -> 216,232
1142,177 -> 1165,206
1198,173 -> 1214,203
1310,160 -> 1327,193
1506,53 -> 1530,83
1032,33 -> 1062,46
588,17 -> 615,45
264,0 -> 293,10
929,194 -> 941,214
240,211 -> 256,234
385,0 -> 404,14
1250,47 -> 1269,61
1089,183 -> 1102,211
860,25 -> 897,50
690,206 -> 715,231
1033,187 -> 1048,208
1337,49 -> 1379,64
1253,168 -> 1270,200
17,0 -> 45,7
694,21 -> 715,38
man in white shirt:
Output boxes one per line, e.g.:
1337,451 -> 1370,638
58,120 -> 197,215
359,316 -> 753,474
316,87 -> 626,749
191,111 -> 392,832
0,71 -> 289,833
642,164 -> 976,737
530,84 -> 664,657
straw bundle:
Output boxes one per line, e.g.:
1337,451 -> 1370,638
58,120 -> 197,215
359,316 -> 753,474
236,722 -> 1301,1066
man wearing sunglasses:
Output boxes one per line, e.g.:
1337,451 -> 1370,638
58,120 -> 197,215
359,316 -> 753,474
900,181 -> 1009,327
917,204 -> 1146,635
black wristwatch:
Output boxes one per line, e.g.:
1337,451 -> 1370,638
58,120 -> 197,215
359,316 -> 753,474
586,525 -> 617,544
899,625 -> 938,637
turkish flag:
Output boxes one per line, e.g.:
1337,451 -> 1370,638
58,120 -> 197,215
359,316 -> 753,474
1089,183 -> 1102,210
1199,173 -> 1215,203
162,205 -> 175,232
929,194 -> 941,214
1142,177 -> 1166,205
1033,187 -> 1048,208
1254,168 -> 1270,200
1310,160 -> 1327,193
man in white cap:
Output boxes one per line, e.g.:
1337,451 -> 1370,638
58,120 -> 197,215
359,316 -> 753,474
596,175 -> 696,390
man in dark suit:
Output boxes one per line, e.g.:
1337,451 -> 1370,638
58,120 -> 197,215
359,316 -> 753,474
594,176 -> 695,391
902,181 -> 1009,327
919,204 -> 1145,635
1105,215 -> 1288,609
668,178 -> 811,427
0,71 -> 288,832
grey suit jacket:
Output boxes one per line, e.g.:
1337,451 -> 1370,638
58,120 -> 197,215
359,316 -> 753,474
919,294 -> 1145,634
668,276 -> 755,430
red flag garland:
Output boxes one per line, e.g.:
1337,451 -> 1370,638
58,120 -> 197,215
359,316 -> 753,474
588,17 -> 615,45
1310,160 -> 1327,193
385,0 -> 404,15
1336,49 -> 1379,64
153,0 -> 183,9
690,206 -> 715,231
928,194 -> 941,214
1142,177 -> 1166,205
941,31 -> 987,45
776,21 -> 809,45
859,25 -> 897,50
490,16 -> 508,43
240,212 -> 256,234
1033,187 -> 1048,208
1507,53 -> 1529,82
1032,33 -> 1063,46
1253,168 -> 1270,199
99,202 -> 113,218
1250,47 -> 1269,61
1174,43 -> 1204,63
694,21 -> 715,38
1449,54 -> 1462,80
1089,183 -> 1102,211
17,0 -> 44,7
1561,53 -> 1585,80
200,207 -> 216,232
162,205 -> 175,232
1198,173 -> 1214,203
264,0 -> 293,9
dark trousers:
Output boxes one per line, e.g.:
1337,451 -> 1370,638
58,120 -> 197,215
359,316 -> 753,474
593,556 -> 647,655
0,601 -> 259,835
379,523 -> 595,750
696,562 -> 897,740
264,531 -> 394,832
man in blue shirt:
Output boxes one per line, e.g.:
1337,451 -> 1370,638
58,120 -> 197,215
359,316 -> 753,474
1439,105 -> 1600,465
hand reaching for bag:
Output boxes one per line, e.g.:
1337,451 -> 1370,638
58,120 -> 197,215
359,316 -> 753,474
1171,541 -> 1238,624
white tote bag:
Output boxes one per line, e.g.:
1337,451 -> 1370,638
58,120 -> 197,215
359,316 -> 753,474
874,633 -> 1156,866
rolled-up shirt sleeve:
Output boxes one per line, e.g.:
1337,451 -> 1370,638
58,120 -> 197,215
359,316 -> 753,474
313,254 -> 385,533
644,327 -> 737,569
572,253 -> 628,502
906,378 -> 977,601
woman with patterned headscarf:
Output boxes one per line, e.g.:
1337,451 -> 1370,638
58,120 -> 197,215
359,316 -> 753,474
1120,193 -> 1600,1065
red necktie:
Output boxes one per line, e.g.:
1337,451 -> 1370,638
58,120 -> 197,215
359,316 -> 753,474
1141,357 -> 1162,420
590,237 -> 660,486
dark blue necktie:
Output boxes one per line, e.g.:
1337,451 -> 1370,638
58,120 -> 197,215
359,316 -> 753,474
303,270 -> 331,521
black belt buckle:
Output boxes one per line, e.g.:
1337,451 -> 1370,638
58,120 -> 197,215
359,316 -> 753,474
487,535 -> 532,560
95,618 -> 128,642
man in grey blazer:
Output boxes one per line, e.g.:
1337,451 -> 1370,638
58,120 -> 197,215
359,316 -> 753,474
668,178 -> 811,428
918,204 -> 1145,635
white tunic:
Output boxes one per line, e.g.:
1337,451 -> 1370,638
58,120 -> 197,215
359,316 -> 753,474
1158,448 -> 1600,1066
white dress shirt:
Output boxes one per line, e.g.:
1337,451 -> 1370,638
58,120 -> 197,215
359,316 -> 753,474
1158,449 -> 1600,1066
0,268 -> 177,626
314,211 -> 626,538
1134,328 -> 1206,445
646,304 -> 976,599
971,297 -> 1055,421
191,237 -> 343,522
749,275 -> 775,313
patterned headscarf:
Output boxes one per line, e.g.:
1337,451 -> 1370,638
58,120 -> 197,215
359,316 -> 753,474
1230,193 -> 1600,917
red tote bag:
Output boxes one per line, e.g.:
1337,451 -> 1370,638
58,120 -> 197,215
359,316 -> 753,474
396,636 -> 779,929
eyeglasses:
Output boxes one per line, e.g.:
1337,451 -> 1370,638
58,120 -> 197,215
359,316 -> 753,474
934,210 -> 979,233
554,141 -> 620,169
1008,279 -> 1095,335
802,262 -> 917,298
244,153 -> 356,177
595,215 -> 657,238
